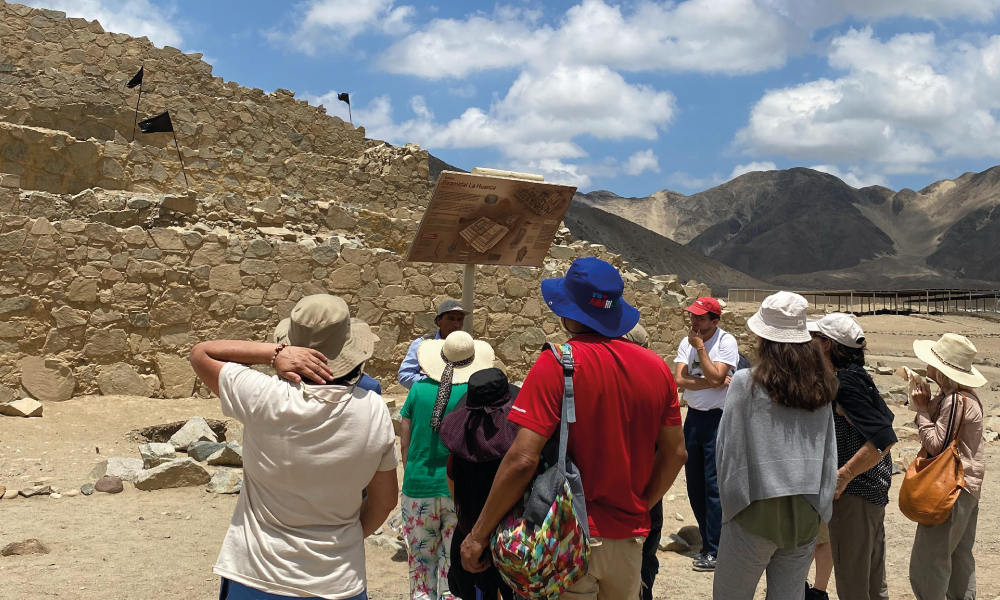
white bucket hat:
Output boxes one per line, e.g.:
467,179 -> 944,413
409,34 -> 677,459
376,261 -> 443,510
748,291 -> 811,343
807,313 -> 865,348
913,333 -> 987,388
417,331 -> 495,384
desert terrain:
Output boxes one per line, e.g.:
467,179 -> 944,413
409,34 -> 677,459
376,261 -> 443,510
2,313 -> 999,600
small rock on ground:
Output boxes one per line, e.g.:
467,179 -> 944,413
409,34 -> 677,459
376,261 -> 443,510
187,440 -> 224,462
89,456 -> 144,483
0,398 -> 43,417
64,489 -> 79,498
95,475 -> 124,494
1,489 -> 17,500
659,533 -> 691,553
168,417 -> 218,451
207,469 -> 242,494
135,458 -> 211,491
139,442 -> 176,469
19,485 -> 52,498
80,483 -> 95,496
1,539 -> 50,556
207,442 -> 243,467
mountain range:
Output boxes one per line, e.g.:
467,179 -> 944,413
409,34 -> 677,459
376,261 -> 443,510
576,167 -> 1000,291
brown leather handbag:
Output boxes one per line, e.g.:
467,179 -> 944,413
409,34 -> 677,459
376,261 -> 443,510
899,393 -> 967,526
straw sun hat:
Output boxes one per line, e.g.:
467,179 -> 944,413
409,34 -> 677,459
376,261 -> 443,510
273,295 -> 376,379
913,333 -> 987,388
417,331 -> 495,384
747,291 -> 811,343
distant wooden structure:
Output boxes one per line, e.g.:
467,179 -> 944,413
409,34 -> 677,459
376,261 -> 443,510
727,289 -> 1000,316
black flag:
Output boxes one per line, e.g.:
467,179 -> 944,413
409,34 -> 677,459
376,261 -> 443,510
126,66 -> 144,89
337,92 -> 350,105
138,111 -> 173,134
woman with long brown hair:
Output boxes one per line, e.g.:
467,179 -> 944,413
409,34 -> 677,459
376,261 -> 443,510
714,292 -> 839,600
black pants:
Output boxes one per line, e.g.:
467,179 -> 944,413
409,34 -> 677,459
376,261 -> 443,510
640,500 -> 664,600
449,527 -> 514,600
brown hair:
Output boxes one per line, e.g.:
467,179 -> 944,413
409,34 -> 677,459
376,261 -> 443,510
752,337 -> 839,411
829,338 -> 867,370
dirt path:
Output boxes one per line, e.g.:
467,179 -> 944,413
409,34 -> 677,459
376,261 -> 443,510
2,314 -> 999,599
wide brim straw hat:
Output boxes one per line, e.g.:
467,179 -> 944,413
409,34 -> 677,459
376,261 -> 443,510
273,295 -> 376,379
913,333 -> 987,388
747,291 -> 811,343
417,330 -> 495,384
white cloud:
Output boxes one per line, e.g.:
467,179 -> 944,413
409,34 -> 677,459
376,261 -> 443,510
324,64 -> 675,187
729,161 -> 777,179
23,0 -> 183,47
379,0 -> 803,79
763,0 -> 1000,29
448,84 -> 477,98
667,171 -> 725,191
810,164 -> 889,188
272,0 -> 416,54
624,150 -> 660,176
735,28 -> 1000,174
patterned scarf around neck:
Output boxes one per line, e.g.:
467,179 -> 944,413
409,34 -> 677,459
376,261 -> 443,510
430,349 -> 475,433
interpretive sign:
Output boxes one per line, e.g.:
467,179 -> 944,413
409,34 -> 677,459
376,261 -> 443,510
406,171 -> 577,267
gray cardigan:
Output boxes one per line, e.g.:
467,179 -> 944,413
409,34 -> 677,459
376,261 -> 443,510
716,369 -> 837,523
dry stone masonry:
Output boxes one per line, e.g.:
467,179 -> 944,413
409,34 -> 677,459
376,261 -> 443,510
0,0 -> 750,403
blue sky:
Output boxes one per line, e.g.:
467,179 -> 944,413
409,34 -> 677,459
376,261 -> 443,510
28,0 -> 1000,197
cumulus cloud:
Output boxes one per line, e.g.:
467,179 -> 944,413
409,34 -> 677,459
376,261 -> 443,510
763,0 -> 1000,29
729,161 -> 777,179
312,65 -> 675,186
23,0 -> 183,47
379,0 -> 803,79
271,0 -> 416,54
624,150 -> 661,176
735,28 -> 1000,174
810,164 -> 889,188
667,171 -> 725,191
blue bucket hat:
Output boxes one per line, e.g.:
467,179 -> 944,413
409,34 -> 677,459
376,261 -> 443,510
541,257 -> 640,338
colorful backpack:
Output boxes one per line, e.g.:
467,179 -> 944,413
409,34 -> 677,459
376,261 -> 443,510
491,342 -> 590,600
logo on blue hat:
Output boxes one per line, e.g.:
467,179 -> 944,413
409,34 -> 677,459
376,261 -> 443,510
589,292 -> 619,309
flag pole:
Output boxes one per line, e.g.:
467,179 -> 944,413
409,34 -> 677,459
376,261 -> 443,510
348,104 -> 352,125
171,129 -> 189,191
130,63 -> 143,142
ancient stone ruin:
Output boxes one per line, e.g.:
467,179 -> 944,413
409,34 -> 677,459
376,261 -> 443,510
0,1 -> 749,402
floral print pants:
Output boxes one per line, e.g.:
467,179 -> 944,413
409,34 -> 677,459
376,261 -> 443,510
401,494 -> 458,600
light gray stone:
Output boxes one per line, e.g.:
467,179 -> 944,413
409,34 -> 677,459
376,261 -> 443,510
88,456 -> 144,483
134,458 -> 211,491
155,353 -> 197,398
139,442 -> 176,469
168,417 -> 218,450
187,440 -> 224,462
207,469 -> 242,494
207,442 -> 243,467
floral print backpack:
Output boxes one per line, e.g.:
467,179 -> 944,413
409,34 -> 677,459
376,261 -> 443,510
491,343 -> 591,600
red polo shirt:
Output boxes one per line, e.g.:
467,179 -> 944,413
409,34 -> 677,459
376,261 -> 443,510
509,334 -> 681,539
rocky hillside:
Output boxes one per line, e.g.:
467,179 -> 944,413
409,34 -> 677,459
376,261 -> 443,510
577,167 -> 1000,289
562,203 -> 768,294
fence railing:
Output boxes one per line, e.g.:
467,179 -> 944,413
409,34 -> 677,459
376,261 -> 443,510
727,289 -> 1000,316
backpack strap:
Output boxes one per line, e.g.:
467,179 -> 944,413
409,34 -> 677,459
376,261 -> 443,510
544,342 -> 575,476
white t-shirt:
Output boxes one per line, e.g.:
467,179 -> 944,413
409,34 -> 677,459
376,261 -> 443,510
674,327 -> 739,411
215,363 -> 398,599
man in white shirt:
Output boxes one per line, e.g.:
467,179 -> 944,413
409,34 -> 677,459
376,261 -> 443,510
673,297 -> 739,573
189,294 -> 399,600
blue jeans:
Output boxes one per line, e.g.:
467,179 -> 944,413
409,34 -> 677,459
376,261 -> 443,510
684,407 -> 723,557
219,578 -> 368,600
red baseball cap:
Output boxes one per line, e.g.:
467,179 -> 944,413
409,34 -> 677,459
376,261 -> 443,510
686,297 -> 722,316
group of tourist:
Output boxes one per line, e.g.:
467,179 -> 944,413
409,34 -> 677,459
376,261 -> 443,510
187,255 -> 988,600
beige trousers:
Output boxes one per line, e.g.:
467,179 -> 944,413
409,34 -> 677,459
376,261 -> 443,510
829,492 -> 889,600
564,537 -> 644,600
910,488 -> 978,600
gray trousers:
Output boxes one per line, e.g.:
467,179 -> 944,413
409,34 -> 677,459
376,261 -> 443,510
714,520 -> 817,600
829,493 -> 889,600
910,489 -> 979,600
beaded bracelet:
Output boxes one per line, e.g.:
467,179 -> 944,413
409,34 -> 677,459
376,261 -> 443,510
271,343 -> 288,367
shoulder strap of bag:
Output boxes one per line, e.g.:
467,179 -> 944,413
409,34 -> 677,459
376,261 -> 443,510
946,392 -> 967,445
544,342 -> 576,476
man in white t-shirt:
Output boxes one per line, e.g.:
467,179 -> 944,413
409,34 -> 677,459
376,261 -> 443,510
189,294 -> 399,600
673,296 -> 739,573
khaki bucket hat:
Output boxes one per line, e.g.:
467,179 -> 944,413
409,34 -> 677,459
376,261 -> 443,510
273,295 -> 376,379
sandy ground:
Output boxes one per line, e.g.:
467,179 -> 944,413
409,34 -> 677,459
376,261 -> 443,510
2,313 -> 1000,600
